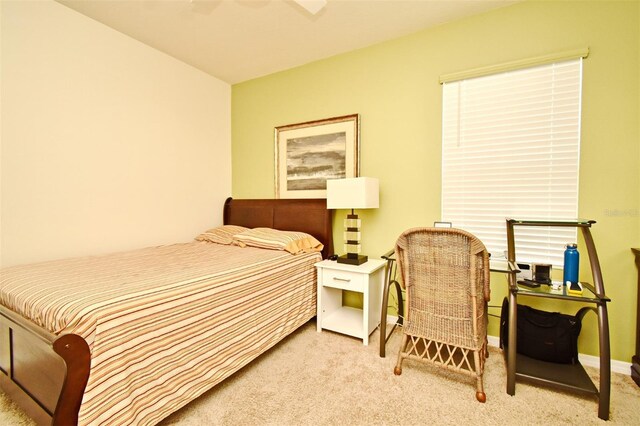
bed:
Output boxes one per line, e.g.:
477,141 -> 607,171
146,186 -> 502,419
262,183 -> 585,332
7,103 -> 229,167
0,197 -> 333,426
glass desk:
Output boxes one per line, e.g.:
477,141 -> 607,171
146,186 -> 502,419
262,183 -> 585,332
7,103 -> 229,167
503,219 -> 610,420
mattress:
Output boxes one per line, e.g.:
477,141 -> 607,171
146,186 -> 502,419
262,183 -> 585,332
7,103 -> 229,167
0,241 -> 320,425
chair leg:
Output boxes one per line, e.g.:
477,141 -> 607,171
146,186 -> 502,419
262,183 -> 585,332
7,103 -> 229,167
476,379 -> 486,403
474,349 -> 486,403
394,334 -> 408,375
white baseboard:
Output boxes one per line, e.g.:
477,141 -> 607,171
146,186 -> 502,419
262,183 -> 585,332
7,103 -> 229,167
487,334 -> 501,348
386,315 -> 399,325
578,354 -> 632,375
388,316 -> 631,376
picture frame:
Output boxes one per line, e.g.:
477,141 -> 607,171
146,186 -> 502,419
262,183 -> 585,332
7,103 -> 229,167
274,114 -> 360,199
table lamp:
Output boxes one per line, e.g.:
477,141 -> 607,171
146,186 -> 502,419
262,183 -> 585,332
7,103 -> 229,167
326,177 -> 379,265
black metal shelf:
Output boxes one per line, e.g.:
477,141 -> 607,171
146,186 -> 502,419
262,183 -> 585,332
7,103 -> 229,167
504,349 -> 598,395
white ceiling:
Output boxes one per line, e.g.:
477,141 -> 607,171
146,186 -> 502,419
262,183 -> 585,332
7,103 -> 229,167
57,0 -> 517,84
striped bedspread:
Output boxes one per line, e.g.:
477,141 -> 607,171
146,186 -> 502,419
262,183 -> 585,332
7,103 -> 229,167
0,241 -> 320,425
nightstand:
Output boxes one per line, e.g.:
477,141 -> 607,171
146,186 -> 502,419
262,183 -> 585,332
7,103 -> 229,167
315,258 -> 386,345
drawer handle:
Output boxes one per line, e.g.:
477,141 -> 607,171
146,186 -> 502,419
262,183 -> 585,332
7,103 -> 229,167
333,277 -> 351,283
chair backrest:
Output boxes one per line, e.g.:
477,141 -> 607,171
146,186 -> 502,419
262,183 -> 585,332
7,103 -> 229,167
395,227 -> 490,345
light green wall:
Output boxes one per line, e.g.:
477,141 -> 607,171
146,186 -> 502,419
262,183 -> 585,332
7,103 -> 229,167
232,1 -> 639,362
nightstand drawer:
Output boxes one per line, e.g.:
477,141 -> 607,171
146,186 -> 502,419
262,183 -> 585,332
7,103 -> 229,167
321,268 -> 365,292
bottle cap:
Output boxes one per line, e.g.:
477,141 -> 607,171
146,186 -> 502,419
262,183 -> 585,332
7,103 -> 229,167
566,243 -> 577,248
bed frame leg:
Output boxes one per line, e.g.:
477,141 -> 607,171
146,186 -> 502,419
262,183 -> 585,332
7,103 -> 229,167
52,334 -> 91,426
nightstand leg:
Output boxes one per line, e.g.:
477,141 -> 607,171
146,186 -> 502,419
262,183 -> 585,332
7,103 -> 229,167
316,270 -> 323,333
363,292 -> 369,345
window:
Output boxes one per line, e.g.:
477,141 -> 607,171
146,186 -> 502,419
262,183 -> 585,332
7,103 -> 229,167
441,58 -> 583,266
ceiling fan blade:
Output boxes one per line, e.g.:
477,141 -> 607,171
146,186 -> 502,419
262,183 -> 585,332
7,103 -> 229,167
295,0 -> 327,15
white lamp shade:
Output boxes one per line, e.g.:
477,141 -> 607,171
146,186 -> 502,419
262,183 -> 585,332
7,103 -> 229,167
326,177 -> 379,209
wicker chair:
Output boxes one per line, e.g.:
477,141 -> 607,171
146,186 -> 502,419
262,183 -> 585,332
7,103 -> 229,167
393,227 -> 490,402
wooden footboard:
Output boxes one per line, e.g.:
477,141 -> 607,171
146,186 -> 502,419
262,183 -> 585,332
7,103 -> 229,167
0,306 -> 90,426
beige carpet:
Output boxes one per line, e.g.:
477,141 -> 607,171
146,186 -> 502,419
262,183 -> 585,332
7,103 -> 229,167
1,320 -> 639,425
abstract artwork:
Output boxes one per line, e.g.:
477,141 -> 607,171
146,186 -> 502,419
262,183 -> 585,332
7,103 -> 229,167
275,114 -> 359,199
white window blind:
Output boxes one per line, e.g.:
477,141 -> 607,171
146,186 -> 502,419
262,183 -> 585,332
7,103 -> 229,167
441,59 -> 582,266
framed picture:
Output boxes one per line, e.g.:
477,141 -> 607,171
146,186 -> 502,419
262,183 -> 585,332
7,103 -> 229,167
275,114 -> 360,199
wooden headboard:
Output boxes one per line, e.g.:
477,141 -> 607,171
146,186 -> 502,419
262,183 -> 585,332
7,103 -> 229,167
223,197 -> 333,259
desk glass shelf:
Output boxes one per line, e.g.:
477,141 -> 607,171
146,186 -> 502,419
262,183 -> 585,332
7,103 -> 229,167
512,281 -> 609,303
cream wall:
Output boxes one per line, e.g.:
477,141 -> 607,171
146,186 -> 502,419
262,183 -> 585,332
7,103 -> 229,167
232,1 -> 640,362
1,0 -> 231,267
